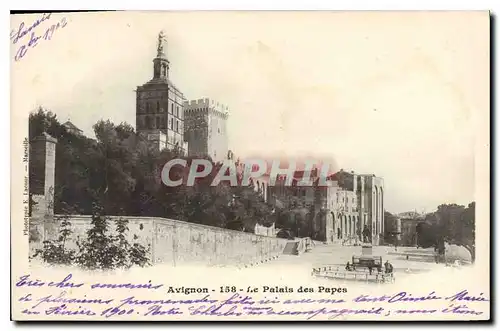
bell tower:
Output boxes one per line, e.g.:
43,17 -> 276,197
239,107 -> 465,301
153,30 -> 169,80
135,30 -> 188,154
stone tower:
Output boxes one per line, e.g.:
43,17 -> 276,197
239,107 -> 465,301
136,31 -> 188,153
29,133 -> 57,247
183,98 -> 229,163
359,174 -> 384,245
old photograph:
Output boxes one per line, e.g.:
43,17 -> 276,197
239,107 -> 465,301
11,11 -> 490,321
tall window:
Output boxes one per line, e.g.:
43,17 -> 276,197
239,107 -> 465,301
170,118 -> 173,130
175,120 -> 179,132
157,101 -> 160,112
171,103 -> 174,114
176,106 -> 179,117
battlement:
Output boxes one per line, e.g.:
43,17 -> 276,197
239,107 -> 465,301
183,98 -> 230,114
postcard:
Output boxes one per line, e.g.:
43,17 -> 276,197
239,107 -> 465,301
10,11 -> 490,321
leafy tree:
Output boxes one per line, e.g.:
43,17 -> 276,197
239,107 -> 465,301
111,217 -> 130,269
460,202 -> 476,261
76,203 -> 115,270
129,243 -> 150,267
413,202 -> 475,260
32,203 -> 76,265
29,108 -> 277,235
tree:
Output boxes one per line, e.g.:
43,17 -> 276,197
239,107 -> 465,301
414,202 -> 475,260
32,202 -> 76,265
28,108 -> 277,235
459,202 -> 476,261
110,217 -> 130,269
76,203 -> 115,270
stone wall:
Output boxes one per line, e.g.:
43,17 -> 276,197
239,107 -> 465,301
49,215 -> 288,267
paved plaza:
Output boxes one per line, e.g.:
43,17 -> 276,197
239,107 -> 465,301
258,243 -> 441,276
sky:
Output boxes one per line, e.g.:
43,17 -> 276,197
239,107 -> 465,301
11,11 -> 489,213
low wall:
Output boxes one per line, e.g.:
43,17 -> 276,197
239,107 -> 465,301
41,215 -> 288,267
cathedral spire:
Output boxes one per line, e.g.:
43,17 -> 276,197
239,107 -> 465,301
153,30 -> 169,79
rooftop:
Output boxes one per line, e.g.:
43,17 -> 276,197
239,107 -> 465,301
63,121 -> 83,133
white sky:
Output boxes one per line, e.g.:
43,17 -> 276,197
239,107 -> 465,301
11,11 -> 489,213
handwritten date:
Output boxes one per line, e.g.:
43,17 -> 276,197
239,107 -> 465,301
12,15 -> 68,62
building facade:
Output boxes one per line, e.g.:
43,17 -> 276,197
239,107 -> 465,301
136,31 -> 188,153
397,212 -> 425,246
269,170 -> 337,243
334,170 -> 385,245
268,169 -> 385,245
184,98 -> 229,163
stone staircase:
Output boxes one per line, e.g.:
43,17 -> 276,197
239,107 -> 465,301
283,241 -> 300,255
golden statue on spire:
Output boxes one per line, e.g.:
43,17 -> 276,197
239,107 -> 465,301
157,30 -> 167,58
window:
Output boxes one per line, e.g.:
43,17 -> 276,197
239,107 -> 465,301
170,118 -> 173,130
176,106 -> 179,117
157,101 -> 160,112
175,120 -> 179,132
171,103 -> 174,114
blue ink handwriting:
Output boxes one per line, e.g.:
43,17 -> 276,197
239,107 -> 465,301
16,274 -> 84,289
31,291 -> 113,309
445,290 -> 489,303
45,304 -> 97,316
354,291 -> 442,304
10,13 -> 52,44
15,286 -> 488,320
13,16 -> 68,62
